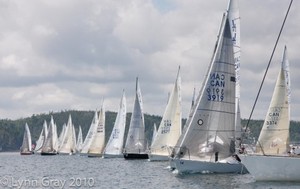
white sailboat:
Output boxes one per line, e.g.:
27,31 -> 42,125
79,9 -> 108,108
149,67 -> 182,161
20,123 -> 34,155
103,91 -> 127,158
88,101 -> 106,157
123,77 -> 148,159
41,116 -> 58,155
35,120 -> 48,154
80,111 -> 98,155
240,46 -> 298,181
58,115 -> 77,155
76,125 -> 83,153
171,0 -> 246,174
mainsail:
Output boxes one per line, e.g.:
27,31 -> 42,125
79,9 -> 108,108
59,115 -> 77,154
35,120 -> 48,153
76,125 -> 83,152
149,67 -> 182,160
104,91 -> 127,157
256,46 -> 290,155
88,101 -> 106,156
80,111 -> 98,155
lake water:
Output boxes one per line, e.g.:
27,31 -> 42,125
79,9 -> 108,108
0,152 -> 300,189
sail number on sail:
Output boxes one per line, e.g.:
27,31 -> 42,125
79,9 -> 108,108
112,129 -> 120,139
161,120 -> 172,134
266,107 -> 282,126
207,72 -> 225,101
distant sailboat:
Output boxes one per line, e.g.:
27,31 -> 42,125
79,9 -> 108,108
20,123 -> 34,155
240,46 -> 298,181
88,101 -> 106,157
149,67 -> 182,161
103,90 -> 127,158
123,77 -> 148,159
41,116 -> 58,155
80,111 -> 98,155
76,125 -> 83,153
58,115 -> 77,155
35,120 -> 48,154
58,123 -> 66,149
171,0 -> 246,174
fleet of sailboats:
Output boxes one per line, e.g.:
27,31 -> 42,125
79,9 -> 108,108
14,0 -> 298,183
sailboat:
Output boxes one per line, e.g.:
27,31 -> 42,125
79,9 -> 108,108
239,46 -> 299,181
171,0 -> 246,174
41,116 -> 58,155
149,67 -> 182,161
76,125 -> 83,153
123,77 -> 148,159
35,120 -> 48,154
80,111 -> 98,155
20,123 -> 34,155
58,123 -> 66,149
103,91 -> 127,158
88,101 -> 106,157
58,115 -> 77,155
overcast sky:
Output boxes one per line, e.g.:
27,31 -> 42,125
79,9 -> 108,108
0,0 -> 299,121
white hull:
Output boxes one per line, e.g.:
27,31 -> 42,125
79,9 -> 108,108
102,154 -> 123,158
240,155 -> 300,181
148,154 -> 169,161
173,157 -> 248,174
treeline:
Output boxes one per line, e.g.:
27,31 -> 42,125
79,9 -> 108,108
0,110 -> 300,151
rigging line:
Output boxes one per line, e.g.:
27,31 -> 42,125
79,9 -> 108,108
242,0 -> 294,148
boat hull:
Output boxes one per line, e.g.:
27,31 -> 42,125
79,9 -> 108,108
41,152 -> 57,156
173,157 -> 248,174
123,153 -> 149,160
102,154 -> 123,158
148,154 -> 169,161
20,152 -> 34,155
240,154 -> 300,181
87,153 -> 102,158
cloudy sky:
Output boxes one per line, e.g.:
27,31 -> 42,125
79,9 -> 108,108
0,0 -> 299,121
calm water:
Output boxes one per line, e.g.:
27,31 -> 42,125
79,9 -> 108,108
0,152 -> 300,189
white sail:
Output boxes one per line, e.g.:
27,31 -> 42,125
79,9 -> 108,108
35,120 -> 48,153
256,46 -> 290,155
41,116 -> 58,155
88,101 -> 106,157
59,115 -> 77,154
76,125 -> 83,152
80,111 -> 98,155
58,123 -> 66,149
20,123 -> 33,155
149,67 -> 182,161
103,91 -> 127,158
124,77 -> 147,155
240,46 -> 295,181
171,3 -> 245,173
227,0 -> 242,149
151,123 -> 158,147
